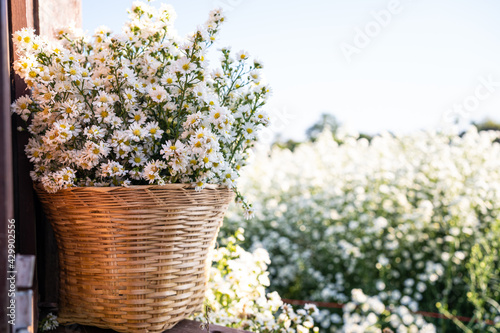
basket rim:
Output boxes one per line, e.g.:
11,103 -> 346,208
33,182 -> 232,193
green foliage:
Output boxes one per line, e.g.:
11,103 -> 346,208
306,113 -> 340,142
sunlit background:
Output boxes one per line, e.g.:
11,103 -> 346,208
83,0 -> 500,141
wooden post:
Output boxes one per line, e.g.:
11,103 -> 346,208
8,1 -> 39,331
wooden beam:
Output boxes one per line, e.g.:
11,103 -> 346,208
53,320 -> 252,333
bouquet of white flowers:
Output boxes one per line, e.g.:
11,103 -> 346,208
11,1 -> 270,218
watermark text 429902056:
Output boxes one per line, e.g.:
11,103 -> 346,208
7,218 -> 16,325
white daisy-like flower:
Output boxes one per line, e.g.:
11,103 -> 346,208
145,121 -> 164,140
235,50 -> 249,61
148,85 -> 168,103
100,160 -> 127,178
84,125 -> 106,140
129,152 -> 147,167
123,88 -> 137,104
128,122 -> 146,141
161,72 -> 177,86
160,140 -> 186,159
176,57 -> 194,73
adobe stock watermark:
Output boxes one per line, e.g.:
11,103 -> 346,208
259,106 -> 297,146
6,219 -> 16,326
212,0 -> 243,12
340,0 -> 414,64
442,74 -> 500,124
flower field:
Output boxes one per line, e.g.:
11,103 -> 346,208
193,229 -> 320,332
221,128 -> 500,332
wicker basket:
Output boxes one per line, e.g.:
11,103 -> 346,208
35,184 -> 233,333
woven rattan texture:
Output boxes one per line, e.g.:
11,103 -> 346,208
35,184 -> 233,333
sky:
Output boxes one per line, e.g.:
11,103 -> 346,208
82,0 -> 500,141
